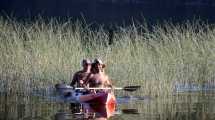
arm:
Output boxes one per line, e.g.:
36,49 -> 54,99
83,73 -> 93,87
70,73 -> 78,87
105,75 -> 113,87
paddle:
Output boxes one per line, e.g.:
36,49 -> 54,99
55,83 -> 141,92
75,85 -> 141,92
121,109 -> 139,114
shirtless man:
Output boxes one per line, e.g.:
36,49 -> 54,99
87,58 -> 112,89
70,59 -> 92,88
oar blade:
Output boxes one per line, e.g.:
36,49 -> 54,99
55,84 -> 141,92
123,86 -> 141,92
121,109 -> 139,114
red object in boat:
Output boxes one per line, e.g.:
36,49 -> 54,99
79,91 -> 116,105
55,101 -> 116,120
82,99 -> 116,118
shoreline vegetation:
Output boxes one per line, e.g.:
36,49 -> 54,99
0,17 -> 215,96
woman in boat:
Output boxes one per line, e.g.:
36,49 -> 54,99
70,59 -> 92,88
86,58 -> 113,92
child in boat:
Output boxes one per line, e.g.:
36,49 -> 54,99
85,58 -> 113,93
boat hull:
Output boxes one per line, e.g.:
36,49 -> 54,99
83,101 -> 116,118
55,84 -> 116,105
82,92 -> 116,105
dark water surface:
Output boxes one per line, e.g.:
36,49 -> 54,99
0,91 -> 215,120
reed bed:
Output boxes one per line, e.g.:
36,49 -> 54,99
0,17 -> 215,96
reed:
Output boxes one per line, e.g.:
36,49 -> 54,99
0,17 -> 215,96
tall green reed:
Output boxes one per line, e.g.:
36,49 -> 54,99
0,17 -> 215,96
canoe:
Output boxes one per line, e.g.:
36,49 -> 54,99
55,84 -> 116,105
82,101 -> 116,118
80,91 -> 116,105
55,102 -> 116,119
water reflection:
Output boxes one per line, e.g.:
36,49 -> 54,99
55,102 -> 116,120
0,92 -> 215,120
116,95 -> 151,104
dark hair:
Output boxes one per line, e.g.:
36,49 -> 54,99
93,58 -> 106,68
94,58 -> 103,64
90,63 -> 97,73
82,59 -> 91,66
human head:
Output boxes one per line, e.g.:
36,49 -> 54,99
94,58 -> 106,68
92,58 -> 106,72
82,59 -> 92,69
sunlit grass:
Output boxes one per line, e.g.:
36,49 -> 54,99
0,17 -> 215,96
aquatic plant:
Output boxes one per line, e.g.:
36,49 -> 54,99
0,17 -> 215,96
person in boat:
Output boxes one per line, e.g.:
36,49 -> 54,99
58,58 -> 92,98
85,58 -> 113,92
70,59 -> 92,88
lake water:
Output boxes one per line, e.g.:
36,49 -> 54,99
0,89 -> 215,120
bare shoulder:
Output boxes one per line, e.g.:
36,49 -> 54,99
76,70 -> 84,74
72,71 -> 84,79
74,70 -> 84,76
